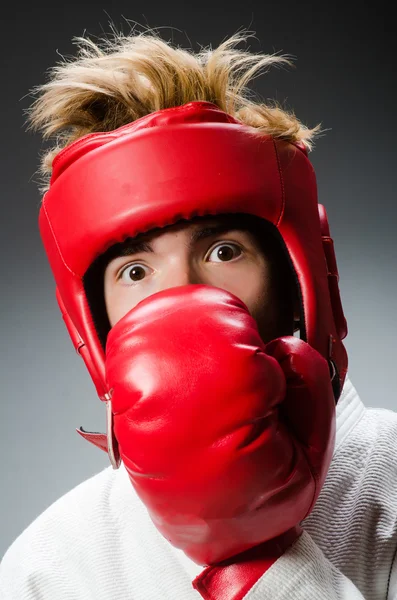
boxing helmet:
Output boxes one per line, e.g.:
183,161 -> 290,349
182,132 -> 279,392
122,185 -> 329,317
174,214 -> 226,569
39,101 -> 348,467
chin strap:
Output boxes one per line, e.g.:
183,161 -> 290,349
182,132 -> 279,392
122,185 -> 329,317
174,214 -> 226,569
192,526 -> 302,600
76,397 -> 121,470
76,427 -> 108,452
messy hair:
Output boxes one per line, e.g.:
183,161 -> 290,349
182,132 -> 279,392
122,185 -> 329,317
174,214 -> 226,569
27,28 -> 320,192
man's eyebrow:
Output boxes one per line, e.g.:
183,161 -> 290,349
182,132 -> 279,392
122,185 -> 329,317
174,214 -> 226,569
189,223 -> 242,244
117,240 -> 154,257
115,223 -> 245,258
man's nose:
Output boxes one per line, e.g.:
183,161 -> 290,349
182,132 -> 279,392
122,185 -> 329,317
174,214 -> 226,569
159,259 -> 203,291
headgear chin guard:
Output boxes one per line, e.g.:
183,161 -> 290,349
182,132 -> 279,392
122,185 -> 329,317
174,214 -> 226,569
39,101 -> 348,468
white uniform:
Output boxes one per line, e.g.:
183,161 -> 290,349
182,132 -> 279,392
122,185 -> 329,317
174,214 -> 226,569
1,377 -> 397,599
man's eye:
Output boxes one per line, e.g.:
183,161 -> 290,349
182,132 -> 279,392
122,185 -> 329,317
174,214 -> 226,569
119,263 -> 150,283
206,243 -> 242,263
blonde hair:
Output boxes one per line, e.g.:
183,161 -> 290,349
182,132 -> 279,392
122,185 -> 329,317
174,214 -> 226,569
27,29 -> 320,192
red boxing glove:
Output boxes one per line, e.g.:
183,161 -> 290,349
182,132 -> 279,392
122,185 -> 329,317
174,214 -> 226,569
105,285 -> 335,577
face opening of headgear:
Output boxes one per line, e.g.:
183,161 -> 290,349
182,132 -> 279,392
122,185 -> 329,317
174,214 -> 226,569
82,212 -> 300,350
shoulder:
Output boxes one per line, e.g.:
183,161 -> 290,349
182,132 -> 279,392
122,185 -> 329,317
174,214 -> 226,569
0,466 -> 134,597
334,376 -> 397,463
3,466 -> 118,552
338,402 -> 397,466
305,376 -> 397,531
350,403 -> 397,489
302,382 -> 397,596
332,380 -> 397,498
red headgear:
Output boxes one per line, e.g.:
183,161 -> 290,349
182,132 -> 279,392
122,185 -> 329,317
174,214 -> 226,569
39,101 -> 348,466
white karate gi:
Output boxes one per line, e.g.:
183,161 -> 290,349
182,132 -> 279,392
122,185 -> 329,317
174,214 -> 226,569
1,377 -> 396,599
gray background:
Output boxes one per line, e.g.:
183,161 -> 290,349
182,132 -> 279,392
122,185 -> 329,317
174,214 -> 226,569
1,1 -> 395,557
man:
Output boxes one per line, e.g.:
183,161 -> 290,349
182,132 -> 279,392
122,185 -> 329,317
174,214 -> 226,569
1,29 -> 396,599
